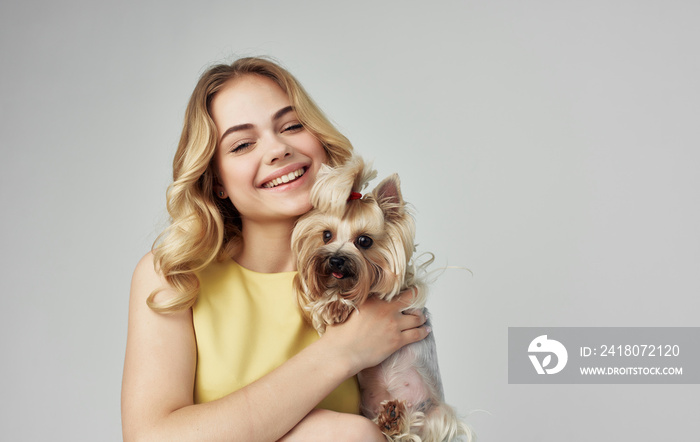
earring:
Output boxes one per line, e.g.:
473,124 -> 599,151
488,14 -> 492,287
219,191 -> 225,197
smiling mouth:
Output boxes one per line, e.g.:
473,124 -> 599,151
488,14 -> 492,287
261,167 -> 306,188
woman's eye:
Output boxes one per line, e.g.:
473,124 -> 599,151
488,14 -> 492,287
231,141 -> 254,153
283,123 -> 304,133
322,230 -> 333,243
355,235 -> 373,249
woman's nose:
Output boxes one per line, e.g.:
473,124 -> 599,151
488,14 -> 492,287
263,136 -> 293,164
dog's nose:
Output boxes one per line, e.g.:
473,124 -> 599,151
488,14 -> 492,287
329,256 -> 345,271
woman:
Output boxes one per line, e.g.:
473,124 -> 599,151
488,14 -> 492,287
121,57 -> 429,441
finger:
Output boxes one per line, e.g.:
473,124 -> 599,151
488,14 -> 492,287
398,310 -> 427,331
402,323 -> 432,344
401,307 -> 424,317
401,308 -> 426,324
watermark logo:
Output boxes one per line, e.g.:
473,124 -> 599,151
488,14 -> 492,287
509,327 -> 698,384
528,335 -> 568,374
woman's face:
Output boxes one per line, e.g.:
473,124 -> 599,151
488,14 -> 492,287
210,75 -> 328,225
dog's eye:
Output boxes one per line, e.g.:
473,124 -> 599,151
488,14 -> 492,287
355,235 -> 373,249
323,230 -> 333,244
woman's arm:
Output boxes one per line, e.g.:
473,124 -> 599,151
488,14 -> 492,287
279,409 -> 384,442
121,253 -> 427,442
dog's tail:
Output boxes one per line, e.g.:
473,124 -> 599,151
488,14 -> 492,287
419,402 -> 473,442
383,402 -> 473,442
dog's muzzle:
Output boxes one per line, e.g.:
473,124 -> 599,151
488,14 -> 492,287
328,255 -> 353,279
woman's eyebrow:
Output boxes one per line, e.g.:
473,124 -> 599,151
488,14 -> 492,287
219,106 -> 295,143
272,105 -> 294,121
220,123 -> 253,143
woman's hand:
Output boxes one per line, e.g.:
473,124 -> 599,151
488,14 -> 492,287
321,289 -> 430,374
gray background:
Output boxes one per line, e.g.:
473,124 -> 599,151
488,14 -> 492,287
1,0 -> 698,440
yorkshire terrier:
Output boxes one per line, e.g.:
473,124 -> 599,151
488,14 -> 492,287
292,156 -> 472,442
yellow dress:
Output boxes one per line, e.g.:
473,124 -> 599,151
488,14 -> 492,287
193,258 -> 360,413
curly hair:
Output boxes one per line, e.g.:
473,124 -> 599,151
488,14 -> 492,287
148,57 -> 354,313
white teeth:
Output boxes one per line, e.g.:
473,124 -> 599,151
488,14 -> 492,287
263,167 -> 306,188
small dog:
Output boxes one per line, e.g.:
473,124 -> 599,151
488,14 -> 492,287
292,156 -> 472,442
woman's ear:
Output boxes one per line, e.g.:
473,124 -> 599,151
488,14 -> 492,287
214,184 -> 227,199
212,171 -> 228,199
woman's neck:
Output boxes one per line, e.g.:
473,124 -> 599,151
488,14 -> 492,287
233,219 -> 297,273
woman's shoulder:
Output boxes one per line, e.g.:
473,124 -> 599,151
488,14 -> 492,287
130,251 -> 178,307
134,250 -> 155,270
132,251 -> 160,285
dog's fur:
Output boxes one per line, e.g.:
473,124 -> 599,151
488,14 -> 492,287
292,156 -> 472,441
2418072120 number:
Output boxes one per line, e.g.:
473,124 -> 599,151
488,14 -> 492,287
599,344 -> 680,357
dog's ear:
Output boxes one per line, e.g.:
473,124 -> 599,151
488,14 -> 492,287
374,174 -> 405,220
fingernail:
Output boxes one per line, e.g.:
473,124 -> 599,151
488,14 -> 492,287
425,326 -> 432,334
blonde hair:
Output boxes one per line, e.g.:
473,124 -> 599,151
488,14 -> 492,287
148,57 -> 354,313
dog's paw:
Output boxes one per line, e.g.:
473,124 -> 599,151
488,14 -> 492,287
376,399 -> 407,436
327,300 -> 354,324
